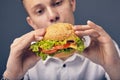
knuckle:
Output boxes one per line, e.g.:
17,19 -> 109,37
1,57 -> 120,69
13,38 -> 20,42
10,38 -> 20,48
97,25 -> 104,30
10,43 -> 15,49
13,38 -> 20,44
90,29 -> 96,33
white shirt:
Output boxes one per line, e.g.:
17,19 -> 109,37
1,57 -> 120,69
24,41 -> 119,80
24,53 -> 109,80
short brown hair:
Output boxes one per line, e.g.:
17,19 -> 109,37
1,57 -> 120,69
19,0 -> 29,15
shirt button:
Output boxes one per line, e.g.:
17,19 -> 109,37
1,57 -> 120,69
63,64 -> 66,67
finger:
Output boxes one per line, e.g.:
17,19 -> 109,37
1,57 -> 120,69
20,28 -> 45,41
73,25 -> 91,31
87,20 -> 111,38
87,20 -> 113,45
18,29 -> 45,49
75,29 -> 100,38
11,31 -> 34,50
11,29 -> 46,51
87,20 -> 104,33
34,28 -> 46,41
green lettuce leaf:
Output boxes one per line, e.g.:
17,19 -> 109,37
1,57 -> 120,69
30,37 -> 85,60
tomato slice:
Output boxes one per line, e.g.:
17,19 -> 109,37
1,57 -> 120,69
42,43 -> 71,54
53,45 -> 64,50
63,43 -> 70,48
53,43 -> 70,50
42,49 -> 57,54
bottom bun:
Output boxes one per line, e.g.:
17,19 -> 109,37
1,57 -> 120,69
54,50 -> 76,60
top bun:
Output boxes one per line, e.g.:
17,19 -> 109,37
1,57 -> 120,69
44,23 -> 75,40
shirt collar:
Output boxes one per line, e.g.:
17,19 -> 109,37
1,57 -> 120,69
64,53 -> 85,63
42,52 -> 85,65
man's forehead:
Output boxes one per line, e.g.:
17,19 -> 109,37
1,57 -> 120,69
23,0 -> 65,9
23,0 -> 58,3
23,0 -> 57,13
23,0 -> 53,6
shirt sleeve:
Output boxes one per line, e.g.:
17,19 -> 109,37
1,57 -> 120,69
105,72 -> 111,80
113,40 -> 120,57
23,71 -> 30,80
105,40 -> 120,80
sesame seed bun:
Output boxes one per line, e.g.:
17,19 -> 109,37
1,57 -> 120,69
44,23 -> 75,40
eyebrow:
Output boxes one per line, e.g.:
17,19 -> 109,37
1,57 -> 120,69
31,0 -> 57,11
31,3 -> 43,11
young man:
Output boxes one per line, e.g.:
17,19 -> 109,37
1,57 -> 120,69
2,0 -> 120,80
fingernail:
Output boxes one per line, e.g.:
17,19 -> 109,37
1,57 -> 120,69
74,25 -> 78,27
37,36 -> 43,40
73,25 -> 77,29
87,20 -> 91,24
75,31 -> 79,34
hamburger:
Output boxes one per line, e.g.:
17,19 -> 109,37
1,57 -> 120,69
30,23 -> 85,60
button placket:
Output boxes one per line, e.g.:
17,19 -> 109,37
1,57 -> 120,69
63,64 -> 66,68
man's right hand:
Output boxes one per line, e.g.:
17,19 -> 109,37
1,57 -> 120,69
3,29 -> 46,80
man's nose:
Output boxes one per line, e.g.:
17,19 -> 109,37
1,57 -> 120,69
47,8 -> 60,23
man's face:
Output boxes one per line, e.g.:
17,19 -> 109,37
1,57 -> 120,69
23,0 -> 76,29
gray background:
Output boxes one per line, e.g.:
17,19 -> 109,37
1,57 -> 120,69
0,0 -> 120,78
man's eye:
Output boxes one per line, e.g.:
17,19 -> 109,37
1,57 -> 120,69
37,9 -> 43,14
35,9 -> 44,15
53,0 -> 63,6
